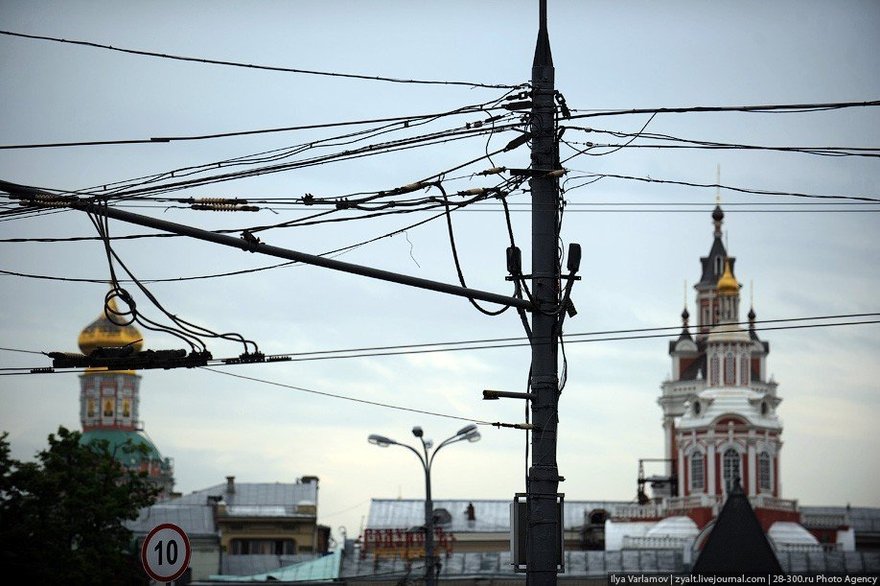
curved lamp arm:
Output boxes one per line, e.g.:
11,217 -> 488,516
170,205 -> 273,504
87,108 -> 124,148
368,434 -> 426,468
428,424 -> 481,469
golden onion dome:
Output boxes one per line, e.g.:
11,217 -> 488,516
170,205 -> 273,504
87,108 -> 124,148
78,297 -> 144,356
716,258 -> 739,296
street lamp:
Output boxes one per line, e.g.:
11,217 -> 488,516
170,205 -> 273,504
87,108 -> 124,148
368,424 -> 481,586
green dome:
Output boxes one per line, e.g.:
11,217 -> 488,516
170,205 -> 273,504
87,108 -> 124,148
80,429 -> 166,469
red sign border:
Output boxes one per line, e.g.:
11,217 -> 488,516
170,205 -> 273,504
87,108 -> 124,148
141,522 -> 192,582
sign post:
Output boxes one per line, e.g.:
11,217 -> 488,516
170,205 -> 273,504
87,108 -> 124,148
141,523 -> 192,584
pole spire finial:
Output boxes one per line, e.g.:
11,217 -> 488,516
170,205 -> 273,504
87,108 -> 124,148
533,0 -> 553,67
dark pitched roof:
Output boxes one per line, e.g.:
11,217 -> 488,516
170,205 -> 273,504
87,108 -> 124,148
698,243 -> 734,288
692,481 -> 783,575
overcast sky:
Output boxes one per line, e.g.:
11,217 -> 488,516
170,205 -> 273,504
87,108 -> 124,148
1,1 -> 879,543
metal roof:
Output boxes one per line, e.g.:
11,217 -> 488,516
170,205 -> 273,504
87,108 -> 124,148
366,499 -> 880,537
208,549 -> 341,582
127,500 -> 217,537
126,479 -> 319,537
366,498 -> 634,533
174,480 -> 317,509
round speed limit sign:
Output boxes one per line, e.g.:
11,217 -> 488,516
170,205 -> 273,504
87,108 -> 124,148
141,523 -> 192,582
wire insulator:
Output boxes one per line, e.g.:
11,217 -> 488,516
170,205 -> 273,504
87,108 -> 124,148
191,204 -> 259,212
192,197 -> 251,204
504,132 -> 531,152
478,167 -> 507,176
26,194 -> 71,208
395,182 -> 427,194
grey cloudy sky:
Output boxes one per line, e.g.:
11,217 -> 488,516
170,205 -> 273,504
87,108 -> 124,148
1,1 -> 879,541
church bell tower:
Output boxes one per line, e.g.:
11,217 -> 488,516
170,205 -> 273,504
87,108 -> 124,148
659,205 -> 782,501
77,297 -> 175,497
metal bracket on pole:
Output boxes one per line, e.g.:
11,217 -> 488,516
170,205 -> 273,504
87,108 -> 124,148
482,389 -> 536,401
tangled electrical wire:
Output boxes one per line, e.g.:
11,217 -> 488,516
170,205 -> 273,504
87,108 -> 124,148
87,199 -> 259,355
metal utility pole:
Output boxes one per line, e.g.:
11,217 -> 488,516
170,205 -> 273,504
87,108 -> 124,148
528,0 -> 562,584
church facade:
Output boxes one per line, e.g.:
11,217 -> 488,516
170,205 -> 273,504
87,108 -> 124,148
656,204 -> 797,531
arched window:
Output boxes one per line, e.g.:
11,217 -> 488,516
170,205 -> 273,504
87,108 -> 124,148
588,510 -> 608,525
724,351 -> 735,385
690,452 -> 705,491
759,452 -> 772,491
740,352 -> 750,386
723,448 -> 741,492
710,355 -> 720,386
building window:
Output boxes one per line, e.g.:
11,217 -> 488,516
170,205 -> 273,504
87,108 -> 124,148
740,353 -> 750,386
710,355 -> 720,386
723,448 -> 741,492
724,352 -> 735,385
691,453 -> 705,491
759,452 -> 772,491
231,538 -> 296,555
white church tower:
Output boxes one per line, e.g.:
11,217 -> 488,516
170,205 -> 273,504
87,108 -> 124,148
659,204 -> 783,501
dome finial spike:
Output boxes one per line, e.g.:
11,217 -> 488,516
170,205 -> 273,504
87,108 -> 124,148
715,163 -> 721,205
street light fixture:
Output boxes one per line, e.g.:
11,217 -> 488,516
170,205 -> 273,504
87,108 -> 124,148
367,424 -> 481,586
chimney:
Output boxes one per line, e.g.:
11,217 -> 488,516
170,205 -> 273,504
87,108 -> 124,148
226,475 -> 235,494
207,495 -> 226,525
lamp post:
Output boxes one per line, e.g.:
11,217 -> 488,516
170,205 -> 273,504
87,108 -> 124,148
368,424 -> 481,586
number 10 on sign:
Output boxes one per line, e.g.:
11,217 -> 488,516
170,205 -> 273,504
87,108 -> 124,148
141,523 -> 192,583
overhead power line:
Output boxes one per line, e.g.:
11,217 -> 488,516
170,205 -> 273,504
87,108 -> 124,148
0,105 -> 515,150
74,122 -> 521,201
563,140 -> 880,160
567,100 -> 880,119
0,29 -> 523,89
3,312 -> 876,372
201,367 -> 494,426
1,315 -> 875,429
562,125 -> 880,159
561,172 -> 880,203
